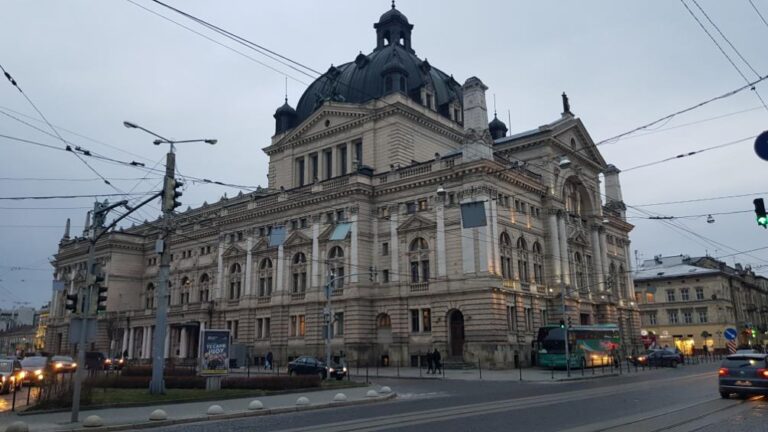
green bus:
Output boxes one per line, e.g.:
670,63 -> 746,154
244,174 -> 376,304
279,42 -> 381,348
536,324 -> 621,369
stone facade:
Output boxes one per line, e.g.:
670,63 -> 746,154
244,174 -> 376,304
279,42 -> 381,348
635,255 -> 768,354
44,6 -> 640,367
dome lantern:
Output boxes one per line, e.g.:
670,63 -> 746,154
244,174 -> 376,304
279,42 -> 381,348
374,1 -> 414,53
273,98 -> 297,135
489,114 -> 508,139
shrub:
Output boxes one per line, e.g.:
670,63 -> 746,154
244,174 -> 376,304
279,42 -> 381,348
86,375 -> 205,389
221,375 -> 321,390
121,365 -> 196,377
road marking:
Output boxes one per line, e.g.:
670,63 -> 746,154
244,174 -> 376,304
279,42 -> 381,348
273,370 -> 716,432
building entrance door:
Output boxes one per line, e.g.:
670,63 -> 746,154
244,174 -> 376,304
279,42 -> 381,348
448,310 -> 465,357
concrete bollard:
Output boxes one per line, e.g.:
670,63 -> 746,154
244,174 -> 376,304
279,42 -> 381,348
4,421 -> 29,432
248,400 -> 264,410
149,409 -> 167,421
366,389 -> 379,398
207,405 -> 224,415
83,415 -> 104,428
296,396 -> 310,406
379,386 -> 392,394
333,393 -> 348,402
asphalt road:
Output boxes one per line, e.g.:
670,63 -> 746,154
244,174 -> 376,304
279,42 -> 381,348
0,385 -> 41,412
139,362 -> 761,432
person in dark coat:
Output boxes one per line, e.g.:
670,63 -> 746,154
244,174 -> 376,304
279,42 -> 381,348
425,350 -> 434,374
433,348 -> 442,374
266,351 -> 273,370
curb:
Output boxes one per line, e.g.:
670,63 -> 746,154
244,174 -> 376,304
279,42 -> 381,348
38,393 -> 396,432
554,373 -> 620,382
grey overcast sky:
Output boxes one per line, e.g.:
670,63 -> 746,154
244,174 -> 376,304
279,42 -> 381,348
1,0 -> 767,308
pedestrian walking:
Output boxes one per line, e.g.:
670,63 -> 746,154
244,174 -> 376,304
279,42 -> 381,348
433,348 -> 442,374
426,350 -> 434,374
266,351 -> 273,370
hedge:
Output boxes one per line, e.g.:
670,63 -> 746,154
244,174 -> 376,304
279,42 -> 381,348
121,365 -> 197,377
87,375 -> 321,390
221,375 -> 321,390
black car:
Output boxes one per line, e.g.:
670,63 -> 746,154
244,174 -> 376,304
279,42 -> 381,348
719,353 -> 768,398
631,349 -> 680,367
85,352 -> 108,370
328,361 -> 348,381
288,356 -> 327,379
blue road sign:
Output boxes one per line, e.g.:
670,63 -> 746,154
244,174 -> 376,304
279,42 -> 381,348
755,131 -> 768,161
724,327 -> 738,341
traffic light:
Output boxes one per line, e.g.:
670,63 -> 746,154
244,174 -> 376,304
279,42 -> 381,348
559,319 -> 565,329
162,177 -> 183,212
65,293 -> 78,312
96,285 -> 108,312
751,328 -> 757,339
755,198 -> 768,228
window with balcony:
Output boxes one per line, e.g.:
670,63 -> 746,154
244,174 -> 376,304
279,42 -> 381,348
409,237 -> 430,284
291,252 -> 307,295
328,246 -> 345,290
258,258 -> 273,297
229,263 -> 242,300
517,237 -> 529,284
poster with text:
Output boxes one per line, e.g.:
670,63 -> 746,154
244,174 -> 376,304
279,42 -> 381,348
200,329 -> 230,376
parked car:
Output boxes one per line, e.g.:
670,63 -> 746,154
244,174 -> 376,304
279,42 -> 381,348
719,353 -> 768,398
85,352 -> 108,370
287,356 -> 327,379
104,356 -> 126,370
631,349 -> 680,367
20,356 -> 50,384
328,360 -> 348,380
0,358 -> 24,394
51,355 -> 77,373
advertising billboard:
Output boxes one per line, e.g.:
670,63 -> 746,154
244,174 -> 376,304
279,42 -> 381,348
200,329 -> 230,376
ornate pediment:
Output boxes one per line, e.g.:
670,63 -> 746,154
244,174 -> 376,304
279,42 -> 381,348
568,224 -> 590,247
251,237 -> 271,252
222,244 -> 246,258
284,230 -> 312,248
397,214 -> 436,233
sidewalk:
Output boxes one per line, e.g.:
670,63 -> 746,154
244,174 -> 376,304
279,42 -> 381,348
0,385 -> 393,432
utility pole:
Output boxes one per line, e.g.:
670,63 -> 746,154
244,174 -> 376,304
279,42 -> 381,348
562,282 -> 570,378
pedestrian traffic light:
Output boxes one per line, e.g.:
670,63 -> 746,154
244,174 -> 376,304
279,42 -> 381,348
559,319 -> 565,329
65,293 -> 78,312
754,198 -> 768,228
96,285 -> 108,312
162,177 -> 183,212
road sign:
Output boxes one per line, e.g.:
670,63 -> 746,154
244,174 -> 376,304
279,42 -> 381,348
68,317 -> 98,344
755,131 -> 768,161
724,327 -> 738,341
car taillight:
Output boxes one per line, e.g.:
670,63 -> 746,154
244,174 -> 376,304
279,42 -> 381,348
757,368 -> 768,378
718,367 -> 729,376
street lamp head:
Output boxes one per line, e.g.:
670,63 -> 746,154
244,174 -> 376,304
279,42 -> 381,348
204,139 -> 218,145
123,121 -> 138,129
153,139 -> 163,146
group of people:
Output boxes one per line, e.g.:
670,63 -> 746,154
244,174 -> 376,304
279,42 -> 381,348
425,348 -> 442,374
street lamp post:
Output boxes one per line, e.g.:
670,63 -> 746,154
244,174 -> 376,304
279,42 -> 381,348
123,121 -> 216,395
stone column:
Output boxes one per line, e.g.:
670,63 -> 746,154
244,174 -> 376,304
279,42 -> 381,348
490,198 -> 500,275
350,209 -> 359,283
600,230 -> 610,292
216,241 -> 224,299
127,327 -> 135,359
591,226 -> 605,291
436,200 -> 447,277
461,208 -> 476,275
311,217 -> 320,287
276,244 -> 284,293
180,327 -> 188,358
245,236 -> 253,296
121,327 -> 128,355
624,242 -> 635,300
558,213 -> 571,286
548,212 -> 562,283
389,205 -> 400,282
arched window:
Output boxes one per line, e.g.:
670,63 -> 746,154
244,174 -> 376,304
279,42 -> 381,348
328,247 -> 344,289
609,262 -> 618,296
409,237 -> 430,283
199,273 -> 210,303
500,233 -> 513,280
517,237 -> 529,283
180,276 -> 191,305
532,242 -> 544,284
292,252 -> 307,294
258,258 -> 273,297
619,264 -> 627,298
229,263 -> 242,300
574,253 -> 586,292
377,313 -> 392,329
145,283 -> 155,309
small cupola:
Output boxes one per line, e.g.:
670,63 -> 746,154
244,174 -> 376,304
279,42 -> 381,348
273,98 -> 298,135
374,1 -> 414,52
489,114 -> 508,139
381,48 -> 409,94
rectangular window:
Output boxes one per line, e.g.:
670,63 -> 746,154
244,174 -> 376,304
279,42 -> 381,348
406,202 -> 416,214
410,309 -> 420,332
540,309 -> 548,326
289,315 -> 305,337
524,307 -> 533,331
310,153 -> 319,182
666,289 -> 675,302
646,292 -> 655,303
681,288 -> 689,301
668,310 -> 679,324
233,320 -> 239,339
382,269 -> 390,283
354,141 -> 363,164
339,145 -> 348,175
300,218 -> 308,228
324,149 -> 333,180
697,308 -> 708,323
296,157 -> 305,186
299,315 -> 305,337
291,220 -> 298,230
448,193 -> 455,205
460,201 -> 487,228
683,311 -> 693,324
507,305 -> 516,331
336,209 -> 345,222
422,309 -> 431,332
695,287 -> 704,300
649,313 -> 657,325
382,242 -> 389,256
334,312 -> 344,336
418,199 -> 428,211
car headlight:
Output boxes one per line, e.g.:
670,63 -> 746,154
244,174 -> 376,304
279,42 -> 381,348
55,362 -> 63,369
18,371 -> 26,379
329,367 -> 335,373
638,356 -> 646,361
118,359 -> 124,364
1,375 -> 5,382
343,367 -> 347,372
72,363 -> 77,368
35,369 -> 43,375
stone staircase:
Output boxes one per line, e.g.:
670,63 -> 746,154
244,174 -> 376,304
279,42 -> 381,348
441,357 -> 477,370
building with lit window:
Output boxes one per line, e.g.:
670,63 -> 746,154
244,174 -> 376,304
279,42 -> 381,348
634,255 -> 768,354
45,5 -> 639,367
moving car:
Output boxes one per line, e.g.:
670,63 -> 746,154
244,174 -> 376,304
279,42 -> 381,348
630,349 -> 680,367
328,360 -> 348,381
287,356 -> 328,379
85,352 -> 108,370
51,355 -> 77,373
0,358 -> 24,394
719,353 -> 768,398
20,356 -> 49,384
104,356 -> 126,370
